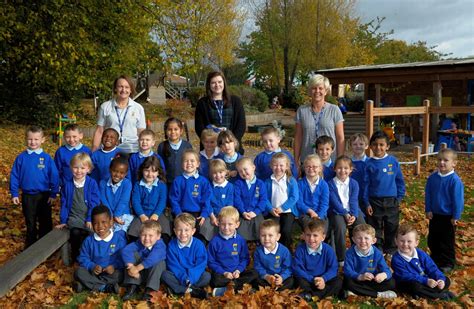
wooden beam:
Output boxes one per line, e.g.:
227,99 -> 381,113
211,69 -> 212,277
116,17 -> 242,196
0,229 -> 69,297
429,106 -> 474,114
373,106 -> 427,116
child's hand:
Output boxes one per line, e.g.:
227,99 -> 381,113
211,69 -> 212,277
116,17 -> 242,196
103,265 -> 115,275
85,222 -> 92,230
114,217 -> 125,225
150,214 -> 159,221
437,279 -> 445,289
451,218 -> 458,226
55,223 -> 67,229
12,197 -> 20,205
358,272 -> 374,281
366,206 -> 373,216
47,197 -> 56,205
210,214 -> 219,226
374,272 -> 387,283
93,265 -> 103,275
232,270 -> 240,279
139,214 -> 149,222
198,217 -> 205,226
229,170 -> 238,178
274,274 -> 283,286
265,274 -> 276,285
127,265 -> 140,279
307,209 -> 318,219
270,209 -> 280,217
426,212 -> 433,220
313,277 -> 325,290
248,211 -> 257,219
426,278 -> 437,288
224,272 -> 233,279
242,212 -> 252,220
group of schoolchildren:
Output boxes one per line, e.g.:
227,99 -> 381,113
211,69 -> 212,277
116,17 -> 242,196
9,116 -> 464,302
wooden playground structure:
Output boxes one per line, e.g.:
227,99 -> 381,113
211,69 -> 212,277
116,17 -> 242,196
365,100 -> 474,175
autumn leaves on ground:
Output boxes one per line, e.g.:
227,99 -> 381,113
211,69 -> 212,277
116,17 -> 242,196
0,124 -> 473,308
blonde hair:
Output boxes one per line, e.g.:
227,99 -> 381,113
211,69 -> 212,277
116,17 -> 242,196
352,224 -> 375,238
209,159 -> 228,175
141,220 -> 162,235
218,206 -> 240,222
139,129 -> 156,139
182,149 -> 200,164
397,223 -> 419,241
438,148 -> 457,161
271,152 -> 292,178
349,133 -> 369,146
70,153 -> 94,170
261,127 -> 281,139
235,157 -> 254,169
174,212 -> 196,228
307,74 -> 330,94
200,128 -> 218,141
303,154 -> 323,177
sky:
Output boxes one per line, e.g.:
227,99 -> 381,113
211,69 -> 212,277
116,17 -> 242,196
355,0 -> 474,58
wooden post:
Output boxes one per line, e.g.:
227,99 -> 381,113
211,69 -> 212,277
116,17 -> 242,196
414,145 -> 421,175
366,100 -> 374,156
422,100 -> 430,161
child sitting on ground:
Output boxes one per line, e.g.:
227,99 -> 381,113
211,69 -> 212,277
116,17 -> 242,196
209,159 -> 234,232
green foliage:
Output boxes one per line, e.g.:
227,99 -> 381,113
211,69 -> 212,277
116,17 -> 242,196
374,40 -> 446,64
187,87 -> 207,107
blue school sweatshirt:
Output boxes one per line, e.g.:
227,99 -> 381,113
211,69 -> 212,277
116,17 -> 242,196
211,181 -> 235,216
199,150 -> 219,180
128,151 -> 166,185
166,237 -> 208,285
10,150 -> 59,198
121,238 -> 167,269
234,177 -> 268,215
54,144 -> 92,185
253,242 -> 292,280
391,248 -> 446,285
292,242 -> 338,283
60,176 -> 100,224
351,156 -> 367,202
264,176 -> 299,216
322,160 -> 336,182
131,180 -> 167,217
363,155 -> 405,207
425,171 -> 464,220
343,245 -> 392,280
90,147 -> 120,184
254,149 -> 298,180
99,178 -> 132,217
170,174 -> 212,217
328,177 -> 360,217
157,140 -> 193,185
207,233 -> 249,274
297,177 -> 329,219
78,230 -> 127,271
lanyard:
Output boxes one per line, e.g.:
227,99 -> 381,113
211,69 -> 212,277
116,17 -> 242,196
312,107 -> 324,138
213,100 -> 224,125
115,104 -> 130,144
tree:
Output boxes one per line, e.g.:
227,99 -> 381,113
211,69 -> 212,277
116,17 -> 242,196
374,40 -> 445,64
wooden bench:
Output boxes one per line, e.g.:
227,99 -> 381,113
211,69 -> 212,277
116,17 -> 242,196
0,228 -> 70,297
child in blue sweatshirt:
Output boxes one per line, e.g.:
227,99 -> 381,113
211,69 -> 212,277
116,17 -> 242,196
328,155 -> 365,264
208,159 -> 234,234
56,153 -> 100,261
128,129 -> 165,186
162,213 -> 210,299
170,149 -> 213,243
54,124 -> 92,185
10,126 -> 59,248
363,131 -> 405,255
91,128 -> 120,184
391,224 -> 454,300
254,127 -> 297,181
254,219 -> 293,290
293,218 -> 342,300
99,157 -> 133,232
122,220 -> 167,301
207,206 -> 258,296
74,205 -> 127,293
264,152 -> 299,250
349,133 -> 369,212
297,154 -> 329,230
216,130 -> 242,183
316,135 -> 336,181
128,156 -> 171,243
343,224 -> 396,298
198,129 -> 220,180
234,157 -> 268,241
425,148 -> 464,272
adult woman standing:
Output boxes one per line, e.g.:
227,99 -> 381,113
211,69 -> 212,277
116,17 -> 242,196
294,74 -> 345,167
92,75 -> 146,154
195,71 -> 246,154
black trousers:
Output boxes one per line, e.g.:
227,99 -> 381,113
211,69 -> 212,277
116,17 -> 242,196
343,277 -> 396,297
256,276 -> 294,291
267,213 -> 295,250
21,192 -> 52,247
75,267 -> 123,291
366,197 -> 399,254
295,276 -> 342,298
210,269 -> 258,291
428,214 -> 456,268
70,227 -> 91,262
328,213 -> 365,262
397,277 -> 451,299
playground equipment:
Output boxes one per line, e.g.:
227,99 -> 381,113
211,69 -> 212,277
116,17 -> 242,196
56,113 -> 77,146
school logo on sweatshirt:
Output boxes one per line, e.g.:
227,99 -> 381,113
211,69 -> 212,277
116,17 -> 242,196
38,157 -> 45,170
110,244 -> 116,254
255,186 -> 260,198
232,243 -> 238,255
387,164 -> 394,175
192,184 -> 200,197
367,259 -> 375,272
274,255 -> 281,269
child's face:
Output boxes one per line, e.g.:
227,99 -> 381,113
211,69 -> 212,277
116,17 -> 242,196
396,232 -> 419,256
259,226 -> 281,251
438,153 -> 456,175
304,228 -> 325,250
316,143 -> 333,162
212,170 -> 227,184
271,158 -> 288,178
92,213 -> 113,239
352,231 -> 376,253
26,132 -> 45,150
174,221 -> 195,245
351,138 -> 368,157
71,162 -> 91,180
237,161 -> 256,181
182,153 -> 199,174
262,133 -> 281,152
101,130 -> 119,151
166,122 -> 183,143
335,161 -> 352,181
139,134 -> 155,152
110,163 -> 128,184
143,166 -> 159,184
140,228 -> 161,248
370,138 -> 389,158
304,159 -> 321,179
203,136 -> 217,152
64,129 -> 83,148
220,139 -> 236,155
218,216 -> 239,237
